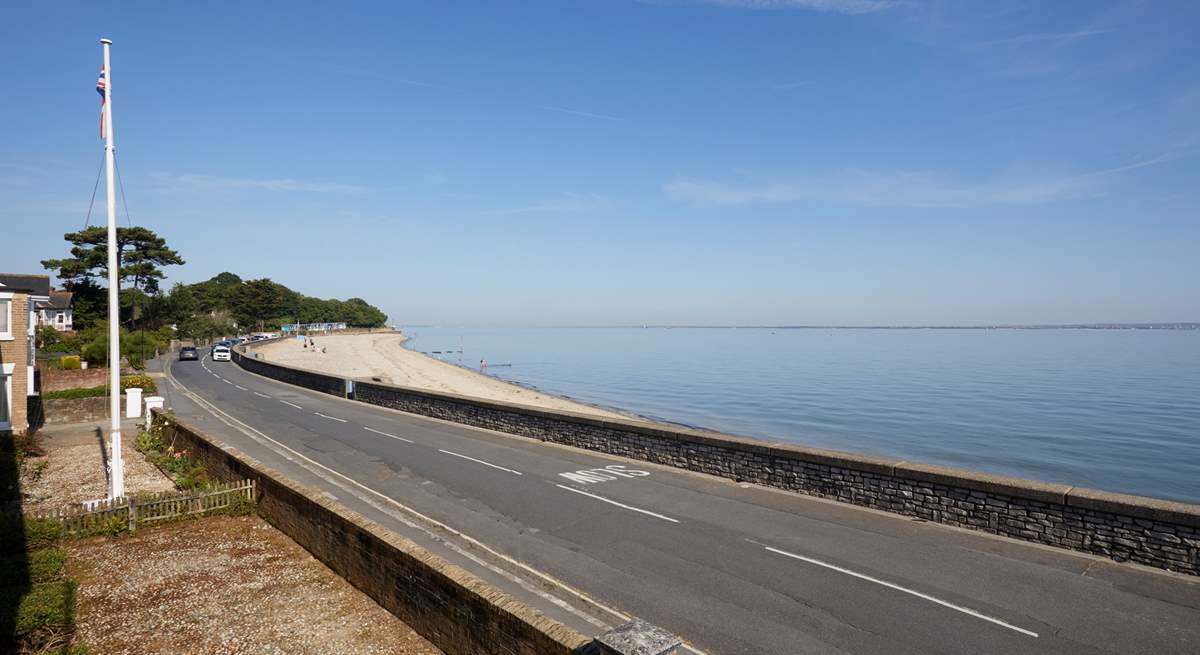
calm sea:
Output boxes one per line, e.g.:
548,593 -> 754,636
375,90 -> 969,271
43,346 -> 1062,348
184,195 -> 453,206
400,327 -> 1200,504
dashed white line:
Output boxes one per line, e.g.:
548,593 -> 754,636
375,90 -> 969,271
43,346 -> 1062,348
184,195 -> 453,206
223,379 -> 233,385
279,400 -> 303,409
314,412 -> 348,423
438,449 -> 523,476
253,392 -> 271,399
364,426 -> 414,443
554,484 -> 680,523
755,542 -> 1039,638
235,385 -> 247,391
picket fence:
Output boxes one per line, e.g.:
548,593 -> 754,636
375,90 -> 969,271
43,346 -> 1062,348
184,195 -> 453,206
31,479 -> 255,534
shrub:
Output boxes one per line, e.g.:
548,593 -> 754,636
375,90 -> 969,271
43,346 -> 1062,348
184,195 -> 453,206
60,355 -> 82,370
120,374 -> 157,394
221,492 -> 257,517
41,386 -> 106,400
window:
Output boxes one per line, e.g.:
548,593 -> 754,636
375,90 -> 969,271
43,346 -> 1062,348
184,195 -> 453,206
0,297 -> 10,339
0,363 -> 12,429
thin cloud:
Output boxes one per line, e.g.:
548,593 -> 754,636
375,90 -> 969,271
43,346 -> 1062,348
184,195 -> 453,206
482,193 -> 610,216
771,80 -> 810,91
535,105 -> 623,122
978,29 -> 1114,47
151,173 -> 369,194
643,0 -> 898,15
662,153 -> 1189,209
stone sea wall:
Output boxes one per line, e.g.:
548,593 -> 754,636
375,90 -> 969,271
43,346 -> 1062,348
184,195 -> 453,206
234,344 -> 1200,576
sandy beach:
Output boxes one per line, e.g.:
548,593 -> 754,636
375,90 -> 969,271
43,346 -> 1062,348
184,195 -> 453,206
255,332 -> 633,420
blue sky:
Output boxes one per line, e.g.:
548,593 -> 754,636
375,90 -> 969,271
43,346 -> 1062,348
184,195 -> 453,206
2,1 -> 1198,326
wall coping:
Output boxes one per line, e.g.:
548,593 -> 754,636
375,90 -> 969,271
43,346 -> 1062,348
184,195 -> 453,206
237,346 -> 1200,530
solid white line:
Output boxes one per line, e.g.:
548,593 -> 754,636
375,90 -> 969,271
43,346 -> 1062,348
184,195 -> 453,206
163,368 -> 632,637
439,449 -> 523,476
315,412 -> 348,423
253,392 -> 271,399
364,426 -> 414,443
758,543 -> 1039,638
555,484 -> 680,523
279,400 -> 303,409
235,385 -> 247,391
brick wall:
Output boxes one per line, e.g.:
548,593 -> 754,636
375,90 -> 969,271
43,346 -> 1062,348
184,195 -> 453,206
37,367 -> 112,393
156,414 -> 594,655
37,396 -> 116,425
0,293 -> 30,434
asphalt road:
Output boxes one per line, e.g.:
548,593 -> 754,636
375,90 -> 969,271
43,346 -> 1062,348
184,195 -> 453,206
161,353 -> 1200,654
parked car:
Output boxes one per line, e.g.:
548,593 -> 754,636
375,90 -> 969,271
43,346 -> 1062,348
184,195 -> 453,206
179,346 -> 198,361
211,345 -> 232,362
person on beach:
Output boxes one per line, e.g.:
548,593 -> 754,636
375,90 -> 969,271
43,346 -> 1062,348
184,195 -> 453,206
480,358 -> 487,371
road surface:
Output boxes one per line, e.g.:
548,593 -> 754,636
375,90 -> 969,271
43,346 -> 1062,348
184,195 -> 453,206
159,353 -> 1200,654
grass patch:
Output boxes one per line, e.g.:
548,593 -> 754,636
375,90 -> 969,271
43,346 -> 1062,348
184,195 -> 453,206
0,548 -> 66,586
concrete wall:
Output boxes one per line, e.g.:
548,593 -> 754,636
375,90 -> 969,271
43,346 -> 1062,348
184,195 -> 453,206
157,413 -> 593,655
233,350 -> 1200,576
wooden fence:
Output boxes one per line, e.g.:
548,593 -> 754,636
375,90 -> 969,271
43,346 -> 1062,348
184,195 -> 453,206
30,479 -> 255,535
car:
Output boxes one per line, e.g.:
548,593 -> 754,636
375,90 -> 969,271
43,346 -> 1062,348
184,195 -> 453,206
179,346 -> 198,361
211,345 -> 232,362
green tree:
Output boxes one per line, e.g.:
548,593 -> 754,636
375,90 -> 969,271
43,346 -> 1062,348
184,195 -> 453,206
41,226 -> 185,294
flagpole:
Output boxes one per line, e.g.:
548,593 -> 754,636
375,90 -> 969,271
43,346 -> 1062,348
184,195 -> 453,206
101,37 -> 124,499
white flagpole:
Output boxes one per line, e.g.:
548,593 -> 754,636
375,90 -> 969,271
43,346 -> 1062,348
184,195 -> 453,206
101,38 -> 124,499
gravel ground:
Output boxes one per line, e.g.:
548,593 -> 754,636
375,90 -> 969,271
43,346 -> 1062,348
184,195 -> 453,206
68,515 -> 443,655
20,427 -> 175,513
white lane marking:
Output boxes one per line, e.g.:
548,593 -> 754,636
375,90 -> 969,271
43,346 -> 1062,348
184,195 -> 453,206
163,370 -> 624,637
756,542 -> 1039,638
253,392 -> 271,399
438,449 -> 523,476
212,373 -> 220,378
235,385 -> 247,391
315,412 -> 348,423
364,426 -> 414,443
279,400 -> 303,409
554,484 -> 680,523
223,379 -> 233,385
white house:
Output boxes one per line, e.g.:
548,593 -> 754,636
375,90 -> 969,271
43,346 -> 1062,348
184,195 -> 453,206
38,289 -> 74,332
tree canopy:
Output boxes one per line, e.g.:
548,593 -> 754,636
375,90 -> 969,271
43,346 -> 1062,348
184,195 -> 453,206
171,273 -> 387,330
41,226 -> 185,295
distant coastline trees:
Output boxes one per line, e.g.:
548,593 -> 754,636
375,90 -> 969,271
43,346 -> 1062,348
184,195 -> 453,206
40,227 -> 388,367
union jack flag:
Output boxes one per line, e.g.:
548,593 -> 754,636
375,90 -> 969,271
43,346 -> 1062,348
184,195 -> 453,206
96,67 -> 107,138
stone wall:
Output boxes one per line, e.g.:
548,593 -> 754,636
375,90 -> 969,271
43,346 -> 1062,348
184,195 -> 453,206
230,352 -> 1200,576
351,381 -> 1200,576
156,413 -> 593,655
233,348 -> 346,397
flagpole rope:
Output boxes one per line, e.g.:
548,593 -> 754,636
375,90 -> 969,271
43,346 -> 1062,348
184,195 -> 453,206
83,151 -> 105,229
114,154 -> 133,228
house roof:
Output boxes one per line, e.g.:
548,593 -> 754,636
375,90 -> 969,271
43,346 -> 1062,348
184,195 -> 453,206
48,289 -> 73,309
0,273 -> 50,296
